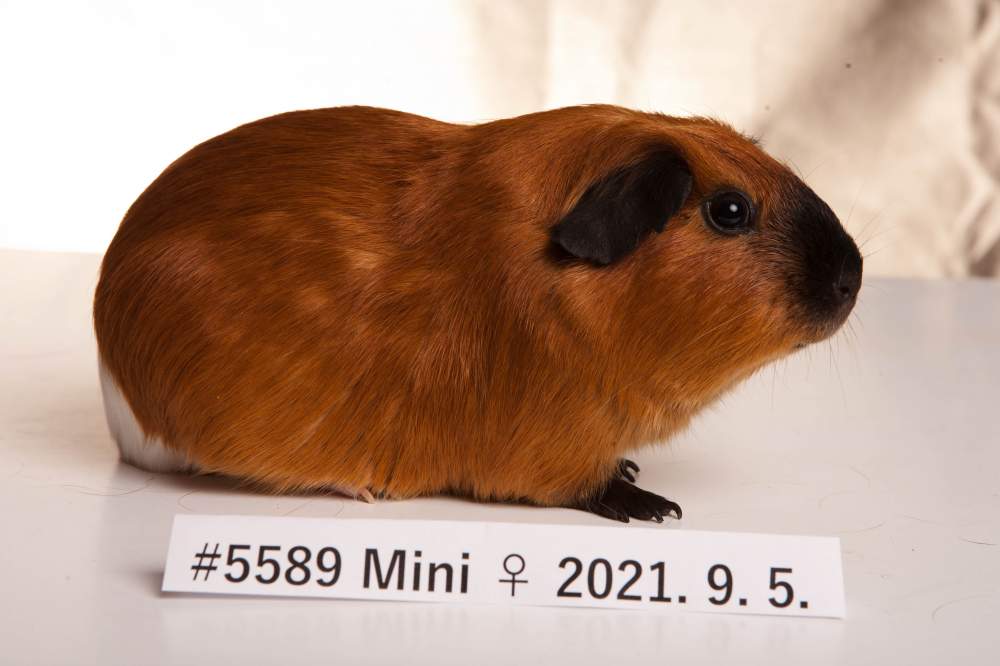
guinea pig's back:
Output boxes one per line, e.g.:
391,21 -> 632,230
94,106 -> 459,487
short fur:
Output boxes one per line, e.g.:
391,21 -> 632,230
93,105 -> 861,521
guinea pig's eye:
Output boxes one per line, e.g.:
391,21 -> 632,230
703,190 -> 754,235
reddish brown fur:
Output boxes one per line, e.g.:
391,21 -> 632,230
94,105 -> 823,506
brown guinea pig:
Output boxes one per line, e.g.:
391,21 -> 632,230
93,104 -> 861,522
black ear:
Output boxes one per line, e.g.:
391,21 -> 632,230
550,150 -> 692,265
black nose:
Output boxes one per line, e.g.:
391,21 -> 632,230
833,249 -> 863,305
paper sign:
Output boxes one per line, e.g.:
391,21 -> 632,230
163,515 -> 845,618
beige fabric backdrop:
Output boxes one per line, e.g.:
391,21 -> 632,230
2,0 -> 995,277
460,0 -> 1000,278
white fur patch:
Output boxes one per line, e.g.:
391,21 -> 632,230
98,362 -> 377,501
99,361 -> 195,473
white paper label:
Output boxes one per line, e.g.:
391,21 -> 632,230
162,515 -> 845,617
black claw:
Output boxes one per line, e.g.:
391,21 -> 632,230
589,499 -> 630,522
572,479 -> 682,523
617,458 -> 640,483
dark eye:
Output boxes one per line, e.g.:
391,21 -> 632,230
703,190 -> 754,234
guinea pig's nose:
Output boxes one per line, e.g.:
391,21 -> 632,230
833,249 -> 863,304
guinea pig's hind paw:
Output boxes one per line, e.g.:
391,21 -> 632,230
575,479 -> 682,523
327,484 -> 376,504
617,458 -> 640,483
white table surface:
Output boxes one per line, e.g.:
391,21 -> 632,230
1,248 -> 998,665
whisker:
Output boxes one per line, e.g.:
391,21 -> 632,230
845,318 -> 859,348
855,213 -> 881,246
845,316 -> 862,368
862,245 -> 889,260
845,179 -> 866,229
803,159 -> 828,181
770,363 -> 778,410
857,224 -> 896,251
859,281 -> 884,294
786,158 -> 807,180
830,338 -> 848,410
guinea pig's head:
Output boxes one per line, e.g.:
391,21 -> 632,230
548,116 -> 862,406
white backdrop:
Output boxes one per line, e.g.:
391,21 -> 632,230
2,0 -> 997,277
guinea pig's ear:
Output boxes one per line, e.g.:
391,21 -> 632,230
550,150 -> 692,265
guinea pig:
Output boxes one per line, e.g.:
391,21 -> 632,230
93,104 -> 862,522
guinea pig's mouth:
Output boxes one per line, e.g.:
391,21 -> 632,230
795,289 -> 859,347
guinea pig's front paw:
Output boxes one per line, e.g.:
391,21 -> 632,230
617,458 -> 640,483
575,479 -> 682,523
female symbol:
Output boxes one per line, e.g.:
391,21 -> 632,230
499,553 -> 528,596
